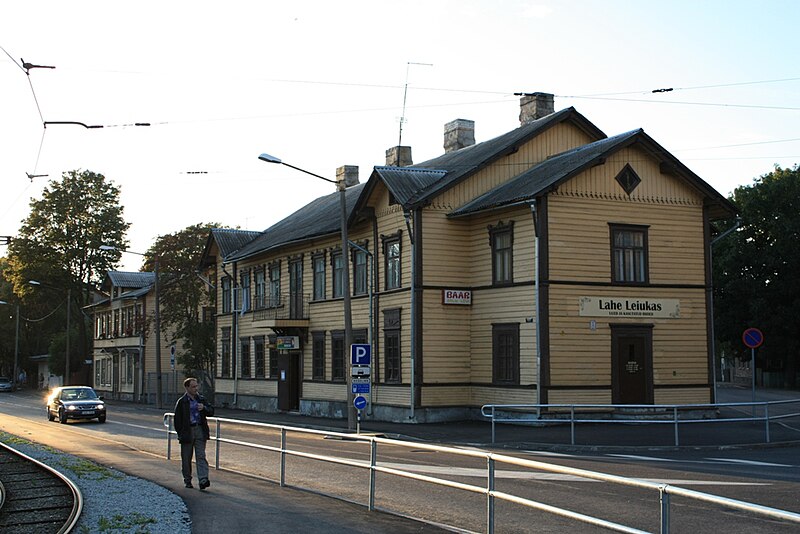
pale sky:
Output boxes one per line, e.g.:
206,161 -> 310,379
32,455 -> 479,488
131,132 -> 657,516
2,0 -> 798,271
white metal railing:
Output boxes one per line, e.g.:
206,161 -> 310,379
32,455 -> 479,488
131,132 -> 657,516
481,399 -> 800,446
163,413 -> 800,533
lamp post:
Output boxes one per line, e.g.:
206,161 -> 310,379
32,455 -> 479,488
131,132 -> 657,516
29,281 -> 71,386
258,153 -> 355,429
0,301 -> 20,386
101,246 -> 162,409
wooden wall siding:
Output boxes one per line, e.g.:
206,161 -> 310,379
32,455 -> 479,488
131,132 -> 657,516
547,285 -> 708,387
373,385 -> 410,406
548,196 -> 706,285
420,209 -> 472,286
654,387 -> 710,405
235,379 -> 277,396
420,386 -> 471,405
421,290 -> 472,383
463,207 -> 537,287
216,379 -> 233,394
559,148 -> 704,204
433,123 -> 595,210
547,389 -> 613,405
468,287 -> 537,384
303,381 -> 347,402
469,386 -> 538,406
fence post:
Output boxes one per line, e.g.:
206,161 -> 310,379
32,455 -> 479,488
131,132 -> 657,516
673,407 -> 679,447
215,419 -> 221,469
660,485 -> 670,533
764,403 -> 770,443
570,405 -> 575,446
280,427 -> 287,487
487,456 -> 495,534
491,406 -> 496,444
369,440 -> 377,511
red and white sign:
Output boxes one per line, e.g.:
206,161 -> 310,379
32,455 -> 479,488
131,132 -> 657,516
442,289 -> 472,305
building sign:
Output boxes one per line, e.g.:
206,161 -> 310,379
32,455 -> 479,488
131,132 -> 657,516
276,336 -> 300,350
442,289 -> 472,305
579,297 -> 680,318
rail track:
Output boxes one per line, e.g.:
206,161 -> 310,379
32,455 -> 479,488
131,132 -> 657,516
0,441 -> 82,533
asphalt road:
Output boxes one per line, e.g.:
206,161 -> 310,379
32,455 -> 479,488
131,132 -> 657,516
1,389 -> 798,533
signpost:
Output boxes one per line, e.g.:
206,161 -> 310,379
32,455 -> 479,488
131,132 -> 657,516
351,344 -> 372,432
742,327 -> 764,416
354,395 -> 368,434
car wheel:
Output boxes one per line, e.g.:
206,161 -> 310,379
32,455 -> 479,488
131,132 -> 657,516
58,408 -> 68,424
47,407 -> 55,421
98,414 -> 106,423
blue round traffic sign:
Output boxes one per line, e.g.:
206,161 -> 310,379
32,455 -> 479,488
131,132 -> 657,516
353,395 -> 368,410
742,327 -> 764,349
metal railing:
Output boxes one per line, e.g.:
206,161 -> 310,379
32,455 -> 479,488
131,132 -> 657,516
162,413 -> 800,533
481,399 -> 800,446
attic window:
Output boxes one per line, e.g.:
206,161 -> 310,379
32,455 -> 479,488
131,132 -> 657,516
615,164 -> 641,195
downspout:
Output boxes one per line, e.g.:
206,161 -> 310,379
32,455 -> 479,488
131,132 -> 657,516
221,262 -> 238,406
348,240 -> 374,412
709,215 -> 742,399
404,209 -> 416,420
530,201 -> 542,418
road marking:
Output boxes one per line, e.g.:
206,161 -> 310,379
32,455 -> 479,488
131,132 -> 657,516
378,462 -> 597,481
608,454 -> 681,462
705,458 -> 794,468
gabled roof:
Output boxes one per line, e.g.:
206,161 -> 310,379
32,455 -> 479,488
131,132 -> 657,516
198,228 -> 262,268
448,129 -> 738,220
106,271 -> 155,289
364,107 -> 606,210
225,183 -> 365,262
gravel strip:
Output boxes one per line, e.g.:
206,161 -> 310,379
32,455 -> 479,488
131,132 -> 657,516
0,432 -> 191,534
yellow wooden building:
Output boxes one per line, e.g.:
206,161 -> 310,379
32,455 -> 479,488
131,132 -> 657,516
201,93 -> 737,422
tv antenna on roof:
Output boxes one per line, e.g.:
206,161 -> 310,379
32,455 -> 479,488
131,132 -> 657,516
398,61 -> 433,151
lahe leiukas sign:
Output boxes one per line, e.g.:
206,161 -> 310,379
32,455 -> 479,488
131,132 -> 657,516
579,296 -> 680,318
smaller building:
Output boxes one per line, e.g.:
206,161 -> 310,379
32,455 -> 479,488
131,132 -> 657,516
89,271 -> 182,404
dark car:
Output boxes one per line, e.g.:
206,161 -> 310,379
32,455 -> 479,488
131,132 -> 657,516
0,377 -> 15,392
46,386 -> 106,424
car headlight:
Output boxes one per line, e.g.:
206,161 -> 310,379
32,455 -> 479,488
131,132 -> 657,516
96,404 -> 105,410
68,405 -> 77,411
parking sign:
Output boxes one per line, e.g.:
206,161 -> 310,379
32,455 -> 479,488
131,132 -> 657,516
350,344 -> 371,366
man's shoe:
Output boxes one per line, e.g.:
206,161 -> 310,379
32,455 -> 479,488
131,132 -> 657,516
199,479 -> 210,490
184,482 -> 193,488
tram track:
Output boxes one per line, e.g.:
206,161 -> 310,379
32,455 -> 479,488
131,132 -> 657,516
0,441 -> 82,534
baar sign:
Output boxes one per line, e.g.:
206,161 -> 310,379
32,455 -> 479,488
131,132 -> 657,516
442,289 -> 472,305
579,296 -> 680,318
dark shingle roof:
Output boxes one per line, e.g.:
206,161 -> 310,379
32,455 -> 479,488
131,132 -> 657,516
225,183 -> 365,262
106,271 -> 155,289
373,107 -> 606,208
449,129 -> 737,220
212,228 -> 262,257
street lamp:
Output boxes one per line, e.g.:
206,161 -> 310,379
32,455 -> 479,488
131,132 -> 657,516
100,245 -> 163,409
0,301 -> 20,387
28,280 -> 71,386
258,153 -> 355,429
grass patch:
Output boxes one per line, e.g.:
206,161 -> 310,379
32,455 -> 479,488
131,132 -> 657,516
93,512 -> 158,532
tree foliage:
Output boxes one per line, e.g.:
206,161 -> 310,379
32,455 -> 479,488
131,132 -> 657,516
3,170 -> 130,376
143,223 -> 221,380
713,165 -> 800,388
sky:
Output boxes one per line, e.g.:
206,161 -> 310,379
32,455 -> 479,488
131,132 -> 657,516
2,0 -> 798,272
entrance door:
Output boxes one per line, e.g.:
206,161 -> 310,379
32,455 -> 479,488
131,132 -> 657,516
611,325 -> 653,404
277,351 -> 300,411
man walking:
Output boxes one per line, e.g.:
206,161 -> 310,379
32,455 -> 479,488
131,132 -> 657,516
174,377 -> 214,489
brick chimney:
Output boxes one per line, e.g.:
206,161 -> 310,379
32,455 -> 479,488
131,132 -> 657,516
443,119 -> 475,153
385,146 -> 413,167
336,165 -> 359,187
519,92 -> 555,125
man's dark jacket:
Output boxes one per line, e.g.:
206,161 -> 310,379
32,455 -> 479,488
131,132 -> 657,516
174,393 -> 214,443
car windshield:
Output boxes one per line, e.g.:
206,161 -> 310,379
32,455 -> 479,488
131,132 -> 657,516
61,388 -> 98,400
0,378 -> 10,384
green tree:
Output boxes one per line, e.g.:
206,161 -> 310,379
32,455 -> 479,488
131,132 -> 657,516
4,170 -> 130,378
713,165 -> 800,388
143,223 -> 221,383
